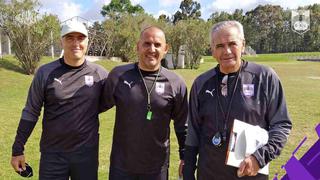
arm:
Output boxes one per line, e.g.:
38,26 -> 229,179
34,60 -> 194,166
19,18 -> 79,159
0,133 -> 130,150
172,80 -> 188,177
183,83 -> 200,180
172,80 -> 188,161
11,69 -> 44,171
11,120 -> 36,171
99,68 -> 118,112
97,66 -> 109,113
252,69 -> 292,168
183,121 -> 199,180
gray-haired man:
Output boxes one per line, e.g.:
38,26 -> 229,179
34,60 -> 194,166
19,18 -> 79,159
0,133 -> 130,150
183,20 -> 292,180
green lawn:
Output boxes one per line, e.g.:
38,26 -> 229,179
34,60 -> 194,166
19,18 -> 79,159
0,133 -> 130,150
0,53 -> 319,179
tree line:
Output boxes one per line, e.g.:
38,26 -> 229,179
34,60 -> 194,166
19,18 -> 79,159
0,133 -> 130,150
0,0 -> 319,74
93,0 -> 320,67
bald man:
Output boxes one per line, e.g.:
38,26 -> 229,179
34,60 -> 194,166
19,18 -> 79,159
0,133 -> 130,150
102,26 -> 188,180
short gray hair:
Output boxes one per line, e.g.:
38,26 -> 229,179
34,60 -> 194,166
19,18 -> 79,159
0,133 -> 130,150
210,20 -> 244,47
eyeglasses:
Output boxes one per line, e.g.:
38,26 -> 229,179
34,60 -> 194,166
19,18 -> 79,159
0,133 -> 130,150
221,75 -> 228,97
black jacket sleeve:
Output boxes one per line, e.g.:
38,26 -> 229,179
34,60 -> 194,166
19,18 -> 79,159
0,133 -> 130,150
172,79 -> 188,160
12,119 -> 36,156
183,145 -> 198,180
100,68 -> 119,111
183,81 -> 201,179
13,68 -> 45,156
253,68 -> 292,167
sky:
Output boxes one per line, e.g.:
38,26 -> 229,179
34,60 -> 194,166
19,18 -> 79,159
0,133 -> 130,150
38,0 -> 320,22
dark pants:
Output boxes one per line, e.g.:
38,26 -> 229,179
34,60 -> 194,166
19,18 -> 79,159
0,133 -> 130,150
109,167 -> 168,180
39,146 -> 98,180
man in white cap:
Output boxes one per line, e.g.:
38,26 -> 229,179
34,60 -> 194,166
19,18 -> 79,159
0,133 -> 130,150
11,21 -> 108,179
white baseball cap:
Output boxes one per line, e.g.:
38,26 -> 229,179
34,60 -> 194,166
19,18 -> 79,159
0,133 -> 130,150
61,21 -> 88,37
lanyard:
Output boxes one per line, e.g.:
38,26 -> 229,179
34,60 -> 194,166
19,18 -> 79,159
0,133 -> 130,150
216,63 -> 242,140
138,66 -> 161,120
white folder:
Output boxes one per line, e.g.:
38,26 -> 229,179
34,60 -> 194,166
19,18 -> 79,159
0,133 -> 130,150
226,119 -> 269,175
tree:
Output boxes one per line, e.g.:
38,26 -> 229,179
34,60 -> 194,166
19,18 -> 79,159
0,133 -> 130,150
165,21 -> 187,69
232,9 -> 245,22
101,13 -> 156,62
307,4 -> 320,51
158,14 -> 170,23
101,0 -> 144,19
0,0 -> 60,74
184,20 -> 208,69
209,11 -> 232,23
244,5 -> 284,53
87,21 -> 113,57
173,0 -> 201,24
165,19 -> 208,69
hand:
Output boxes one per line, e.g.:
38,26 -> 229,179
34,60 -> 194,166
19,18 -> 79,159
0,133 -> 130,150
179,160 -> 185,178
11,155 -> 26,172
237,155 -> 260,177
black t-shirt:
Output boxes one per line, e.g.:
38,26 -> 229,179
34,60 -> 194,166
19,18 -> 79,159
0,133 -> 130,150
13,58 -> 108,154
102,63 -> 188,173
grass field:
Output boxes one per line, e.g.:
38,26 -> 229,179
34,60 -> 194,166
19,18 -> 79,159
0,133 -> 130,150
0,53 -> 319,179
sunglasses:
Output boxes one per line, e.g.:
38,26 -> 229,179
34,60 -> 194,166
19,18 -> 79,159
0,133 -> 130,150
221,75 -> 228,96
